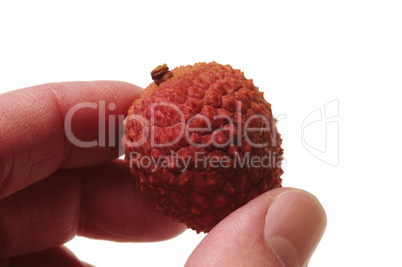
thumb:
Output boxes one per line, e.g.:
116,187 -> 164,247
185,188 -> 327,267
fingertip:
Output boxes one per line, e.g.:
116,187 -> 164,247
78,159 -> 187,243
53,81 -> 143,168
186,188 -> 326,267
87,80 -> 143,104
264,189 -> 327,267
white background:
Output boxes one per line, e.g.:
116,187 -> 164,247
1,1 -> 401,266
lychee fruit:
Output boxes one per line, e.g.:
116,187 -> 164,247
122,62 -> 283,233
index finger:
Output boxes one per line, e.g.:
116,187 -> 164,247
0,81 -> 142,199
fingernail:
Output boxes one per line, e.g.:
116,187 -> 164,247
264,190 -> 327,267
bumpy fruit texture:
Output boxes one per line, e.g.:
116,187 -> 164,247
122,62 -> 283,233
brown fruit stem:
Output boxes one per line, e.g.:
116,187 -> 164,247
151,64 -> 173,86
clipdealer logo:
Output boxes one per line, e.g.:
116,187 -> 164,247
301,99 -> 339,167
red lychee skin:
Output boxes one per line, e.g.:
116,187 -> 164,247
122,62 -> 283,233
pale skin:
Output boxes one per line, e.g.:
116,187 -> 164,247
0,81 -> 327,267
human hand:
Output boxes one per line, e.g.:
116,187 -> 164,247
0,81 -> 326,267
